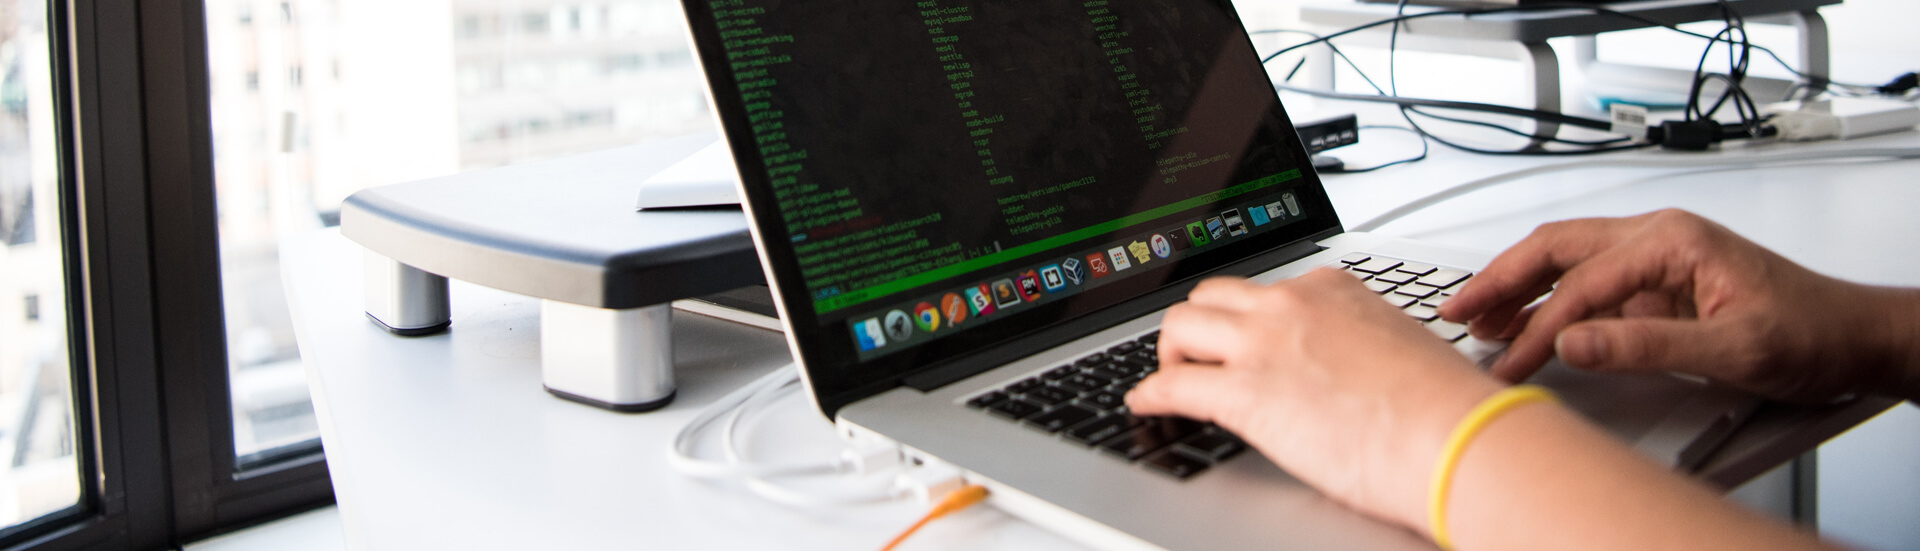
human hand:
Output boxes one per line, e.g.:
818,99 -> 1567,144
1126,269 -> 1502,534
1441,209 -> 1920,403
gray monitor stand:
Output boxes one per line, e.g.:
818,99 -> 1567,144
341,133 -> 766,412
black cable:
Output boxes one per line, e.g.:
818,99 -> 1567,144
1379,0 -> 1650,156
1670,0 -> 1775,145
1684,3 -> 1757,129
1270,81 -> 1617,131
1252,29 -> 1394,96
1328,125 -> 1429,173
1280,0 -> 1804,154
1260,2 -> 1878,92
1878,72 -> 1920,95
1259,25 -> 1641,156
1254,28 -> 1631,147
1404,107 -> 1633,146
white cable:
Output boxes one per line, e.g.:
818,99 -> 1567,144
1349,146 -> 1920,233
667,363 -> 910,507
668,365 -> 849,479
725,373 -> 908,507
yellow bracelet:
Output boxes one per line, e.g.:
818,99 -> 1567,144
1428,385 -> 1558,551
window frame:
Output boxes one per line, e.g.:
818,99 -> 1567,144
3,1 -> 334,548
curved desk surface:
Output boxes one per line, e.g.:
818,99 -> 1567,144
292,118 -> 1920,549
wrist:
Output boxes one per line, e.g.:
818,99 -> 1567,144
1378,365 -> 1502,532
1868,287 -> 1920,402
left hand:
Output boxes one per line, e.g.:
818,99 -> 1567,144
1126,269 -> 1503,534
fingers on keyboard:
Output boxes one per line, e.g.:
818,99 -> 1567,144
967,332 -> 1240,479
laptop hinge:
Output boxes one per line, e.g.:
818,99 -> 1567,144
900,238 -> 1327,392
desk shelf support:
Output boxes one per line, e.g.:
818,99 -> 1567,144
363,250 -> 451,336
539,300 -> 677,412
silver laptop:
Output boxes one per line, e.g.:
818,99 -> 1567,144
674,1 -> 1720,549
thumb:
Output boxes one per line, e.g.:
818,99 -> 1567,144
1126,365 -> 1236,425
1555,318 -> 1744,379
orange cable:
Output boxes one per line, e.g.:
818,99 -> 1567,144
880,485 -> 991,551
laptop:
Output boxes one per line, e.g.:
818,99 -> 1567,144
674,1 -> 1738,548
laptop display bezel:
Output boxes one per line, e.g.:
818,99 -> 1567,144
678,0 -> 1346,417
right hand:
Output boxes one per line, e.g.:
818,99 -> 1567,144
1128,271 -> 1503,533
1439,209 -> 1920,403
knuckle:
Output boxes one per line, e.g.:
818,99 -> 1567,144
1162,303 -> 1200,327
1264,282 -> 1311,310
1532,220 -> 1574,240
1646,208 -> 1706,231
1720,320 -> 1789,387
1648,207 -> 1693,222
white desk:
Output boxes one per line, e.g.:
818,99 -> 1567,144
287,114 -> 1920,549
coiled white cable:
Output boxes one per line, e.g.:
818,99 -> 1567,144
668,364 -> 909,507
1349,146 -> 1920,233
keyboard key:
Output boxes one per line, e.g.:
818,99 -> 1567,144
966,391 -> 1008,409
1024,386 -> 1074,406
1427,320 -> 1468,342
1025,405 -> 1098,433
1394,285 -> 1437,300
1177,430 -> 1247,462
1337,252 -> 1372,265
1075,352 -> 1111,368
1383,293 -> 1418,308
1350,257 -> 1404,274
1142,450 -> 1210,479
1081,391 -> 1127,411
1395,261 -> 1437,276
1404,304 -> 1439,321
1069,371 -> 1112,386
1417,268 -> 1471,290
1054,378 -> 1097,394
1107,360 -> 1148,377
1043,365 -> 1078,381
1099,418 -> 1205,460
1362,279 -> 1398,294
1007,377 -> 1043,394
988,399 -> 1043,420
1372,271 -> 1418,285
1088,364 -> 1130,381
1109,341 -> 1142,356
1137,331 -> 1160,345
1421,294 -> 1453,309
1066,414 -> 1144,445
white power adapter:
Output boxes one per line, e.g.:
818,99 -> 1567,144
1764,97 -> 1920,141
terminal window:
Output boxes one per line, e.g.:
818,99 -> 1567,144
705,0 -> 1305,319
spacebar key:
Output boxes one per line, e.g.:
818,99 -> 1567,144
1025,405 -> 1098,433
1066,414 -> 1142,446
1099,418 -> 1204,460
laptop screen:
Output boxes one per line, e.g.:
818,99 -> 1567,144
683,0 -> 1340,410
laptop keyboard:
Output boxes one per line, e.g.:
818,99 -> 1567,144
963,252 -> 1476,480
1332,253 -> 1475,343
965,331 -> 1245,479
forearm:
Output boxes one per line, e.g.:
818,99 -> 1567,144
1445,402 -> 1834,551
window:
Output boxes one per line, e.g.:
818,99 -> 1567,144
200,0 -> 712,466
0,0 -> 726,547
0,0 -> 80,538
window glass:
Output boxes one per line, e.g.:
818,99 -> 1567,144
0,0 -> 81,532
201,0 -> 712,460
